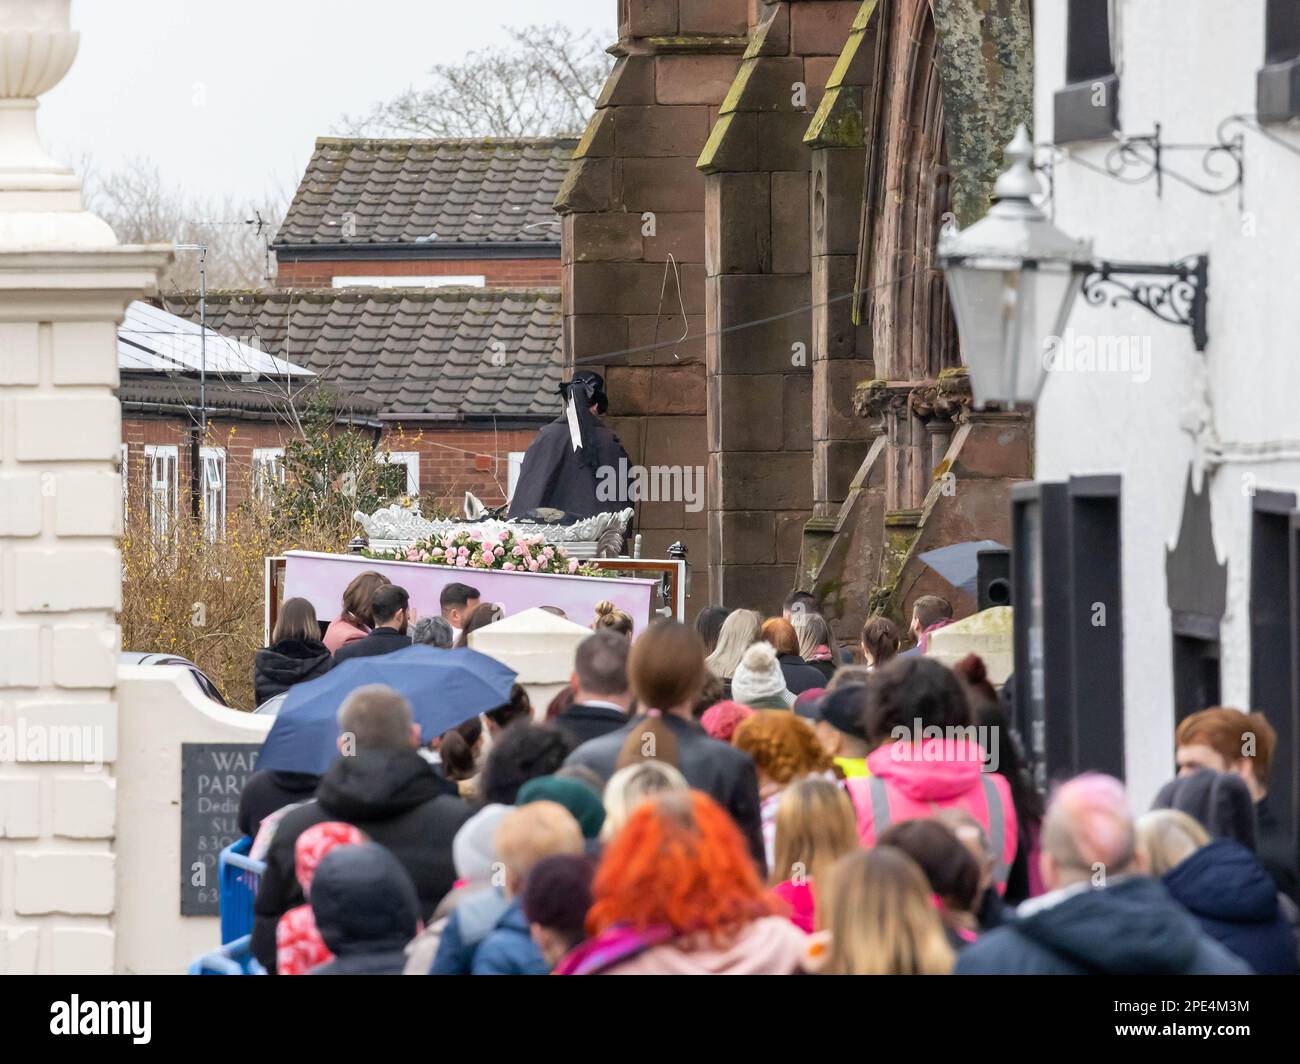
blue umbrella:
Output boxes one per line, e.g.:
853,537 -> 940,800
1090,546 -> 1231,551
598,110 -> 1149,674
918,540 -> 1007,599
256,644 -> 517,774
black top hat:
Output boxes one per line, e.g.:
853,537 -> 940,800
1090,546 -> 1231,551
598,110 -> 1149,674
561,371 -> 608,415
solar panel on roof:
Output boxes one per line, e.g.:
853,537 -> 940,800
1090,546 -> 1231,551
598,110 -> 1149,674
117,301 -> 314,379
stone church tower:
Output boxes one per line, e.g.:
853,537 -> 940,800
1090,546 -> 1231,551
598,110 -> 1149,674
559,0 -> 1034,637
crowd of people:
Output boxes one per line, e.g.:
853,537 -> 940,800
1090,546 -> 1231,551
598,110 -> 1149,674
236,575 -> 1299,975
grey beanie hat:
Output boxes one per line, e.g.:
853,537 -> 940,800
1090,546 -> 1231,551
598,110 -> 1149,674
452,802 -> 510,882
730,642 -> 794,708
1151,768 -> 1256,851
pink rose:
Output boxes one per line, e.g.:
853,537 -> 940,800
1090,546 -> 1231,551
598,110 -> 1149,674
528,560 -> 540,572
405,547 -> 420,561
568,558 -> 580,573
498,530 -> 509,542
503,562 -> 515,571
456,556 -> 468,568
458,546 -> 469,557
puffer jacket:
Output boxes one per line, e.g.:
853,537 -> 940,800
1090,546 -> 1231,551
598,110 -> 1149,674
1162,838 -> 1298,975
309,843 -> 420,975
252,747 -> 472,972
955,875 -> 1252,975
253,638 -> 332,706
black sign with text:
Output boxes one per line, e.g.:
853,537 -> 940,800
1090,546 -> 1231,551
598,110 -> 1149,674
179,743 -> 260,916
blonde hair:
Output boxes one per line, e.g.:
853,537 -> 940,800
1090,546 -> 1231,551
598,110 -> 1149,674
771,777 -> 858,888
793,611 -> 834,661
494,801 -> 584,882
821,848 -> 955,975
705,609 -> 762,679
593,599 -> 634,637
1136,808 -> 1211,877
600,760 -> 689,842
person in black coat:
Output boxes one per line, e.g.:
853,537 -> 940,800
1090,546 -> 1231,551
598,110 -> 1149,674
956,774 -> 1249,975
252,686 -> 471,972
553,631 -> 632,747
333,584 -> 414,664
563,621 -> 766,873
309,843 -> 421,975
506,371 -> 631,519
236,769 -> 319,839
762,618 -> 826,695
253,597 -> 332,707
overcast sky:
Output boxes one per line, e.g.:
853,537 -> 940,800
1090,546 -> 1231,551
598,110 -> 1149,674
41,0 -> 615,207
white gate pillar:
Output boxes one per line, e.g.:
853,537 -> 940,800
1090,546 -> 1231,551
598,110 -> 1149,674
0,0 -> 169,974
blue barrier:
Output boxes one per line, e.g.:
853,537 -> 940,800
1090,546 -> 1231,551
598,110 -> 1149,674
188,934 -> 265,976
218,837 -> 266,946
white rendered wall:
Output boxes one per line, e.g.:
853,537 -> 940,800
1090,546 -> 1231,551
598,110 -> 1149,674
1032,1 -> 1300,807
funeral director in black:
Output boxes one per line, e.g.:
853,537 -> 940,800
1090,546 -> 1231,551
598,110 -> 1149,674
507,371 -> 632,519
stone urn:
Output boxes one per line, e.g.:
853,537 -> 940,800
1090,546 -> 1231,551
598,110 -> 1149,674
0,0 -> 115,247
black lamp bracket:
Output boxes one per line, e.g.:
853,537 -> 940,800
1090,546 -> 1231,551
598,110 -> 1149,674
1036,123 -> 1244,209
1080,254 -> 1209,352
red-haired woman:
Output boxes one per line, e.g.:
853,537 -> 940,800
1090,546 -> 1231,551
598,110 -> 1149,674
556,790 -> 809,975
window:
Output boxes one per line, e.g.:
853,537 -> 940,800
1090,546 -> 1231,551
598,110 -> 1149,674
377,451 -> 420,499
1259,0 -> 1300,121
120,443 -> 129,524
252,447 -> 285,503
507,450 -> 526,502
332,275 -> 486,289
1053,0 -> 1120,143
200,446 -> 226,542
144,444 -> 178,538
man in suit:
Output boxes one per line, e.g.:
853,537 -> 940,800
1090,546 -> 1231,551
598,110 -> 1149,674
334,584 -> 414,664
554,631 -> 633,746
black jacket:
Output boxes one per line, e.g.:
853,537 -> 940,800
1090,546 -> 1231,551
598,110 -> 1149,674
777,654 -> 827,695
1162,838 -> 1299,975
1256,796 -> 1298,902
309,843 -> 420,975
955,876 -> 1252,975
554,702 -> 629,747
332,626 -> 412,664
806,658 -> 837,684
506,417 -> 631,519
252,747 -> 472,971
236,768 -> 320,838
253,638 -> 332,707
563,714 -> 766,874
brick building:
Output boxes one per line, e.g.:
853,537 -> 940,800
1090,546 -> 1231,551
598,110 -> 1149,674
558,0 -> 1034,630
124,137 -> 573,527
272,137 -> 574,289
157,287 -> 564,515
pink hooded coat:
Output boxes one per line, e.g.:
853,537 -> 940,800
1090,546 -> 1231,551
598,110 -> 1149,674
846,737 -> 1018,892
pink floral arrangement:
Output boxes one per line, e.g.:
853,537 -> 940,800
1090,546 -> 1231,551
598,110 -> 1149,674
363,527 -> 596,576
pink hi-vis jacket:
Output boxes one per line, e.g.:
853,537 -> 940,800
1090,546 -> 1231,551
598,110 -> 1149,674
847,737 -> 1018,893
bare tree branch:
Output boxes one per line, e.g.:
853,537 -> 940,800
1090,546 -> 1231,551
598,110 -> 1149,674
335,22 -> 611,139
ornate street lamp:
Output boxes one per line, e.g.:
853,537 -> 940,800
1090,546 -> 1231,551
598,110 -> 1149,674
939,125 -> 1210,409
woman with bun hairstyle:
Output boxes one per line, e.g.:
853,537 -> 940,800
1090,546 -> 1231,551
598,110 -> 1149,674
592,600 -> 634,638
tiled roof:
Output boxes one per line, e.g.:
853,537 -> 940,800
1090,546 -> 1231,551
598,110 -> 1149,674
158,289 -> 565,419
274,137 -> 575,248
118,372 -> 382,426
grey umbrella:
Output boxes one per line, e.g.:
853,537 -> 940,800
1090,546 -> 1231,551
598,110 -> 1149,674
918,539 -> 1007,599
